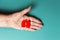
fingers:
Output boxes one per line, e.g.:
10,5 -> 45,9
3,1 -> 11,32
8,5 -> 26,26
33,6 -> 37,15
30,17 -> 41,24
23,16 -> 42,24
31,22 -> 42,28
30,26 -> 40,30
22,15 -> 42,27
29,22 -> 42,32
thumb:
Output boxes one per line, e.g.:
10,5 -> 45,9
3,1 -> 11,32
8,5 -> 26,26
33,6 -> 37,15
12,6 -> 31,17
21,6 -> 31,16
10,6 -> 31,21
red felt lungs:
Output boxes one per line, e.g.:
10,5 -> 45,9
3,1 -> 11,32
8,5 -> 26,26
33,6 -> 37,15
21,19 -> 31,28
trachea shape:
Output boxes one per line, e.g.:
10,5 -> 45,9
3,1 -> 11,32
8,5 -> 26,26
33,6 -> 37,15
21,19 -> 31,28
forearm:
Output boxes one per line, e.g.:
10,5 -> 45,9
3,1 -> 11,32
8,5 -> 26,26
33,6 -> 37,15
0,21 -> 7,27
0,15 -> 8,27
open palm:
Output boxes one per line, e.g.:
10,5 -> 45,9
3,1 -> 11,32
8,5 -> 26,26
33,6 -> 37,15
7,6 -> 42,32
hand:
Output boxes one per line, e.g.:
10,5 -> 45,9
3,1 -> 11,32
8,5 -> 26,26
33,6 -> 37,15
7,6 -> 43,32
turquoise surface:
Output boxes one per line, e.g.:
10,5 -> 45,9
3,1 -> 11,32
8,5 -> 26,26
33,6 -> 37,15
0,0 -> 60,40
0,0 -> 32,11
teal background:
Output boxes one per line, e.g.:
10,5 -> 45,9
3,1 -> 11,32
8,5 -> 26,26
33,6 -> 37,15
0,0 -> 60,40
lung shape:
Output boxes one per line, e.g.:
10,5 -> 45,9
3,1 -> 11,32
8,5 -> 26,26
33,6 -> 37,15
21,19 -> 31,28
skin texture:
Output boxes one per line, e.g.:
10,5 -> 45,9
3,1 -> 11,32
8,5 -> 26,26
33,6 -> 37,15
0,6 -> 42,32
